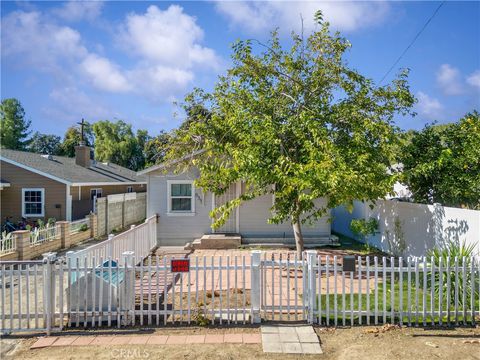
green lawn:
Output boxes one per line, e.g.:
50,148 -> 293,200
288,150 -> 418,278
315,278 -> 480,325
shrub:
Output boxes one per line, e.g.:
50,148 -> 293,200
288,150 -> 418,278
427,240 -> 479,307
350,218 -> 378,251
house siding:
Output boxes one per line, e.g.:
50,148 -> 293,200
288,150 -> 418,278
147,168 -> 331,246
148,169 -> 213,245
0,160 -> 66,222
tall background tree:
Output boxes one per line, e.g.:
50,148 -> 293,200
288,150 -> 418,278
144,130 -> 171,168
168,12 -> 415,257
402,111 -> 480,209
92,119 -> 149,171
0,98 -> 31,150
28,132 -> 62,155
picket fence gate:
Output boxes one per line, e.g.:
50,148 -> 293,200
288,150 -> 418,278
1,250 -> 479,335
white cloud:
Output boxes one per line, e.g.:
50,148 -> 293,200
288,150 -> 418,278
80,54 -> 131,92
215,1 -> 390,34
119,5 -> 219,68
115,5 -> 220,100
1,10 -> 87,74
416,91 -> 443,120
436,64 -> 464,96
44,86 -> 113,123
466,70 -> 480,89
53,1 -> 104,22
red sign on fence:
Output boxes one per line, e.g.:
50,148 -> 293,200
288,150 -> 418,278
171,259 -> 190,273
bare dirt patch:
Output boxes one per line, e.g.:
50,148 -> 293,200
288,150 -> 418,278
3,325 -> 479,360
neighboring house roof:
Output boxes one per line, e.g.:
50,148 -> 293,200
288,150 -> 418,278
138,149 -> 206,176
0,149 -> 146,186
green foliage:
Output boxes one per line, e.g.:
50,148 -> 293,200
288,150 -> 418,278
427,240 -> 478,307
92,120 -> 150,171
402,111 -> 480,209
168,12 -> 415,257
28,132 -> 62,155
79,223 -> 89,232
0,98 -> 31,150
61,122 -> 94,157
144,131 -> 172,167
349,218 -> 378,250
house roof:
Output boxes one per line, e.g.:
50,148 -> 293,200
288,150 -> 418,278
0,149 -> 146,186
138,149 -> 206,176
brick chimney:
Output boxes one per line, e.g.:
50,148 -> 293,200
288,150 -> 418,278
75,142 -> 91,168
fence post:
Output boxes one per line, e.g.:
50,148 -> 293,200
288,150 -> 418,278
122,251 -> 135,326
130,225 -> 137,255
42,252 -> 57,336
250,250 -> 261,324
14,230 -> 31,260
306,250 -> 317,324
57,221 -> 71,249
107,234 -> 114,259
88,213 -> 97,239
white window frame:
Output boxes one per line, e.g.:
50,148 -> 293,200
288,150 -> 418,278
90,188 -> 103,199
167,180 -> 195,216
126,186 -> 133,193
22,188 -> 45,217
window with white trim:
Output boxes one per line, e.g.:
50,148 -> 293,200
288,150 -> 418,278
167,180 -> 195,214
22,188 -> 45,217
90,188 -> 102,200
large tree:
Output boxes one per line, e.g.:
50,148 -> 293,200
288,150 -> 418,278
28,132 -> 62,155
0,98 -> 31,150
144,130 -> 171,168
92,119 -> 148,171
61,122 -> 94,157
168,13 -> 415,258
402,111 -> 480,209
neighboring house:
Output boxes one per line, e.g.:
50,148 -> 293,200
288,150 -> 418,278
0,144 -> 146,222
138,161 -> 331,246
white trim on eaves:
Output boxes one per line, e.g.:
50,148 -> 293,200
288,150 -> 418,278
0,157 -> 146,187
0,156 -> 72,185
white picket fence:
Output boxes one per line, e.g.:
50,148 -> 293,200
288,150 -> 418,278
67,215 -> 157,267
0,232 -> 15,255
30,225 -> 58,246
69,218 -> 90,235
1,251 -> 479,335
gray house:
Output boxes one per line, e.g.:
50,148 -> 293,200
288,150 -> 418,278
139,161 -> 334,248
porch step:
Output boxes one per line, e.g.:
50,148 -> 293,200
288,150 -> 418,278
186,234 -> 242,250
243,235 -> 339,247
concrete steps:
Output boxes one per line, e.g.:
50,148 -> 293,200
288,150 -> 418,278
184,234 -> 242,250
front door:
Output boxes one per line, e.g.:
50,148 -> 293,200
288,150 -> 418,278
213,182 -> 238,233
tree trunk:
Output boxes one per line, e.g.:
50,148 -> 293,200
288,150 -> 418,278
292,218 -> 304,260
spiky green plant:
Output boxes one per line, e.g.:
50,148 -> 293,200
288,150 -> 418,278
427,240 -> 479,307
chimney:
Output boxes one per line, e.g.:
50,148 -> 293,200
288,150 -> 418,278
75,142 -> 91,168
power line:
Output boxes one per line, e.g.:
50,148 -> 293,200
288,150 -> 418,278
379,1 -> 445,85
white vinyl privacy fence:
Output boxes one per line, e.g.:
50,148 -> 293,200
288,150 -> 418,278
1,250 -> 479,335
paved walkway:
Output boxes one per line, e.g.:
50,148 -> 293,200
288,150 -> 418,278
30,333 -> 261,349
261,324 -> 322,354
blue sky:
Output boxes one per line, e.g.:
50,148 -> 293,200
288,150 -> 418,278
1,1 -> 479,137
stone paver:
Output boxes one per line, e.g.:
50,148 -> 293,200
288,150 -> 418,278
204,334 -> 224,344
242,334 -> 262,344
146,336 -> 168,345
261,324 -> 322,354
51,337 -> 78,347
71,336 -> 95,346
166,335 -> 187,345
29,332 -> 261,349
224,334 -> 243,343
30,337 -> 58,349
